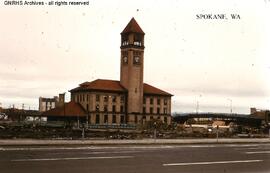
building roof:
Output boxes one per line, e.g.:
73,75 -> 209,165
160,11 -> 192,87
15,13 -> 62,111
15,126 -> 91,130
70,79 -> 172,96
143,83 -> 173,96
121,17 -> 145,34
70,79 -> 127,93
42,101 -> 87,117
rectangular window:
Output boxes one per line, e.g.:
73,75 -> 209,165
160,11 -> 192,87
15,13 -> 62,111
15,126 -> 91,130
164,99 -> 167,105
96,94 -> 100,102
96,104 -> 100,111
143,97 -> 146,104
112,115 -> 116,124
150,116 -> 153,120
76,95 -> 79,102
120,96 -> 125,103
135,115 -> 138,123
157,107 -> 160,114
143,107 -> 146,113
164,108 -> 167,114
120,115 -> 124,124
96,114 -> 100,124
104,95 -> 108,102
112,105 -> 116,112
157,98 -> 160,105
120,105 -> 124,113
104,105 -> 108,112
164,116 -> 168,124
150,98 -> 153,105
112,96 -> 116,102
104,114 -> 108,123
150,107 -> 153,114
83,94 -> 85,102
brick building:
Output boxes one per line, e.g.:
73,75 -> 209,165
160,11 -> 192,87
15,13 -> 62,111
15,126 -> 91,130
43,18 -> 173,125
69,18 -> 173,125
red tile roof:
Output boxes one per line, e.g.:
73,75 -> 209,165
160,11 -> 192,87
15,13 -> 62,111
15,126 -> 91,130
42,101 -> 87,117
143,83 -> 173,96
70,79 -> 172,96
70,79 -> 127,93
121,17 -> 145,34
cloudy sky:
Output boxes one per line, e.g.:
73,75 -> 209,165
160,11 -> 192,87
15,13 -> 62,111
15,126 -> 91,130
0,0 -> 269,114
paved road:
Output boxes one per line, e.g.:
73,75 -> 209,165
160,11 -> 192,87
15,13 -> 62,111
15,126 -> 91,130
0,144 -> 269,173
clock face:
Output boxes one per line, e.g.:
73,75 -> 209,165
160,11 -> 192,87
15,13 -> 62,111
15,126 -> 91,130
123,56 -> 128,64
134,56 -> 140,64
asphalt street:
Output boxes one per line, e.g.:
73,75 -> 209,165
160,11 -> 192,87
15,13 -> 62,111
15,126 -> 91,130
0,143 -> 269,173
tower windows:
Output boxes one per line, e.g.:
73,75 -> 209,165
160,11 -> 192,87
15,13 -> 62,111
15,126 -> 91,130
122,51 -> 128,64
133,51 -> 141,65
122,40 -> 129,46
133,56 -> 140,64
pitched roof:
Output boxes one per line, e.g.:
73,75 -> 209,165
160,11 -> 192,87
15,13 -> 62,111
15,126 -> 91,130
121,17 -> 144,34
70,79 -> 127,93
42,101 -> 87,117
143,83 -> 173,96
70,79 -> 172,96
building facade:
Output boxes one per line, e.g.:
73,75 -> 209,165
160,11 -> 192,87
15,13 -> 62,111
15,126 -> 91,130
39,93 -> 65,112
39,96 -> 58,112
69,18 -> 173,125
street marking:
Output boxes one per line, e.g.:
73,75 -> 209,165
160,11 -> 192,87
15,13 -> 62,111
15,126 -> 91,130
246,151 -> 270,154
88,151 -> 142,154
12,156 -> 134,162
163,160 -> 263,166
234,147 -> 259,150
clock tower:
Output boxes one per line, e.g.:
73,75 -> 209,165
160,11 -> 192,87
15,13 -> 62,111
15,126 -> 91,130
120,18 -> 145,122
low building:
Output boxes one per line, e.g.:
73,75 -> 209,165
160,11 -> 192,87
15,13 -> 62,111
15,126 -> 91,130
250,107 -> 270,125
39,96 -> 58,112
70,79 -> 172,125
44,101 -> 87,123
39,93 -> 65,112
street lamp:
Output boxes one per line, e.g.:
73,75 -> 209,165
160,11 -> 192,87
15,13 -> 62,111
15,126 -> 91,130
227,99 -> 232,115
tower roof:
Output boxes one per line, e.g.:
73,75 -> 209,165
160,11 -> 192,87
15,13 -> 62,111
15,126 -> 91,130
121,17 -> 144,34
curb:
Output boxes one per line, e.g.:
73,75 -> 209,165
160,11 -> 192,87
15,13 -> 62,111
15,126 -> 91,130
0,138 -> 270,146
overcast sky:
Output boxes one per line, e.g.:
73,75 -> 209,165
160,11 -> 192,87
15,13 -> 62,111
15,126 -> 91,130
0,0 -> 269,114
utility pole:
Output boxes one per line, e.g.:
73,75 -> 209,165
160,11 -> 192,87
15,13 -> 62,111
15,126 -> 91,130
227,99 -> 232,115
196,101 -> 199,114
216,125 -> 219,143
